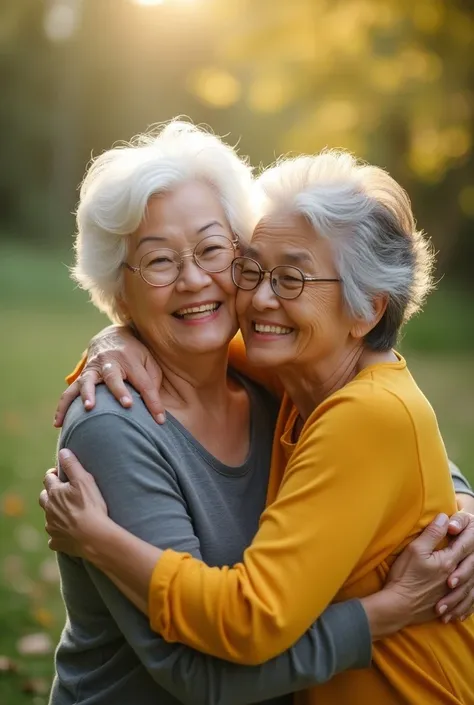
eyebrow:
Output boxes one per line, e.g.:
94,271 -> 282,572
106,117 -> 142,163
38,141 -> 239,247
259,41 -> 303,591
245,247 -> 313,266
197,220 -> 224,234
137,235 -> 167,249
137,221 -> 224,250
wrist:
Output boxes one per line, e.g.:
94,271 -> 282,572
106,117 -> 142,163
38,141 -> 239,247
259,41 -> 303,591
360,589 -> 408,641
80,516 -> 117,566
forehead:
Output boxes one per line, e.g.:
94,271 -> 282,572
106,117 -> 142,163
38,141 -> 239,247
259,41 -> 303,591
133,180 -> 229,245
249,212 -> 333,267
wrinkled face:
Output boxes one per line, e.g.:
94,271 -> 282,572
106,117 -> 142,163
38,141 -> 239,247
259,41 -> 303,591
236,212 -> 354,369
120,180 -> 239,359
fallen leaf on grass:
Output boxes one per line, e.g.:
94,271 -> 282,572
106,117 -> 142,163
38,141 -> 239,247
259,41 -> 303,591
33,607 -> 55,628
22,677 -> 49,694
0,655 -> 18,673
1,493 -> 25,517
17,632 -> 53,656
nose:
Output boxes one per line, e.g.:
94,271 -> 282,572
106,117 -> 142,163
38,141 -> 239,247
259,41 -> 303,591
175,257 -> 212,292
251,274 -> 280,311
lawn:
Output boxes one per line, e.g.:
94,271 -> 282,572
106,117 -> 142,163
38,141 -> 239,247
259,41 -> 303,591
0,244 -> 473,703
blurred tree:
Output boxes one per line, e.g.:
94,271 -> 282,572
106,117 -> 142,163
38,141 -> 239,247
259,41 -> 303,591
191,0 -> 474,272
0,0 -> 473,279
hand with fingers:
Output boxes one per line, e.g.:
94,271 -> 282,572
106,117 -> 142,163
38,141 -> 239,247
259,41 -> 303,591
39,449 -> 109,556
437,508 -> 474,622
380,511 -> 474,630
54,325 -> 165,427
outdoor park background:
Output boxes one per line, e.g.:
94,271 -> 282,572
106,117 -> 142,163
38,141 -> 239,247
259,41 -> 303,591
0,0 -> 473,701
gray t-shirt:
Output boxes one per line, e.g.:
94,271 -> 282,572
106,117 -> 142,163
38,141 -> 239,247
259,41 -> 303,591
50,372 -> 372,705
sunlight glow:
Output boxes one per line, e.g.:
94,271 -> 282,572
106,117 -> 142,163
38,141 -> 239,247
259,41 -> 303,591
132,0 -> 198,5
133,0 -> 165,6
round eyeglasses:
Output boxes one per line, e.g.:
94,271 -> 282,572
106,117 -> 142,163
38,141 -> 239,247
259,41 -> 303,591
231,256 -> 342,300
123,235 -> 239,287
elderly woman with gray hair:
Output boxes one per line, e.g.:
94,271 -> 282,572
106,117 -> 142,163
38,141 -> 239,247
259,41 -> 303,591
42,124 -> 474,705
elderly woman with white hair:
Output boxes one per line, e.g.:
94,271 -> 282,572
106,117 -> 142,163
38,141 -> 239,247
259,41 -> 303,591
42,126 -> 474,705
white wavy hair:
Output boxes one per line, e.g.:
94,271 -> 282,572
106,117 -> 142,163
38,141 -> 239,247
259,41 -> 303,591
256,151 -> 435,350
72,120 -> 256,323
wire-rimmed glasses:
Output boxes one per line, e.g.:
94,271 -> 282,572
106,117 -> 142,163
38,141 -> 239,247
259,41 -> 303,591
123,235 -> 239,287
231,256 -> 342,300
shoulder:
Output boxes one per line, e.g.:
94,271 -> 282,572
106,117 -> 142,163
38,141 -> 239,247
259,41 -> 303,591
61,383 -> 163,447
302,377 -> 416,446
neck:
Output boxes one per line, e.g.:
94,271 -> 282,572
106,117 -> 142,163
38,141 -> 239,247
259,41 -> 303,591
149,345 -> 232,412
277,341 -> 366,421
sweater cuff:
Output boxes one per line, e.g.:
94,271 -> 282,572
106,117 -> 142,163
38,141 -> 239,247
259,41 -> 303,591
319,598 -> 372,671
148,549 -> 190,637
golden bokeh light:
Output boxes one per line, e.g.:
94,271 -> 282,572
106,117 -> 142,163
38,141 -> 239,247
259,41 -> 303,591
133,0 -> 165,5
188,68 -> 241,108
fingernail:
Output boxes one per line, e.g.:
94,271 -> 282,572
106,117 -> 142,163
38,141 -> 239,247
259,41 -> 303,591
450,578 -> 459,588
442,614 -> 451,624
156,413 -> 165,424
460,614 -> 466,622
84,399 -> 92,409
59,449 -> 72,461
53,416 -> 59,427
120,396 -> 132,406
449,520 -> 461,531
435,513 -> 449,527
438,604 -> 448,615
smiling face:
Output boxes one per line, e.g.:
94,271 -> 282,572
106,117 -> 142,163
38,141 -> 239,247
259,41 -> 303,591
236,212 -> 356,370
119,180 -> 239,360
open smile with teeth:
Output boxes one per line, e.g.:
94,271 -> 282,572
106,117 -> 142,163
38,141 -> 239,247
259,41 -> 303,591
174,302 -> 221,319
253,322 -> 293,335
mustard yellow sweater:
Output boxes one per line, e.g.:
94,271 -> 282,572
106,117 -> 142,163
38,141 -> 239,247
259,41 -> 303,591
148,336 -> 474,705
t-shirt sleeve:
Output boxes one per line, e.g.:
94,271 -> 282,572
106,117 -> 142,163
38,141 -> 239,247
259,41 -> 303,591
149,386 -> 419,664
449,460 -> 474,498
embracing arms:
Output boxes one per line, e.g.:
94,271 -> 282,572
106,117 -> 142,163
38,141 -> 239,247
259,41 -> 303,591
47,406 -> 375,705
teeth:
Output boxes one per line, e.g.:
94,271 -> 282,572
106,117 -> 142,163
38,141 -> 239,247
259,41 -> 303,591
176,303 -> 219,316
254,323 -> 293,335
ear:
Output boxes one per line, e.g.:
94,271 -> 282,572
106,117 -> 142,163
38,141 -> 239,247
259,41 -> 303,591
350,295 -> 388,340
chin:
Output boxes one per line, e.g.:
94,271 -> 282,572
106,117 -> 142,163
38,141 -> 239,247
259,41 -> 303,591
180,329 -> 236,355
244,345 -> 288,369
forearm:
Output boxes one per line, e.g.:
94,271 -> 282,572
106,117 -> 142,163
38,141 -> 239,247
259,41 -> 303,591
148,398 -> 415,664
84,517 -> 161,615
88,554 -> 371,705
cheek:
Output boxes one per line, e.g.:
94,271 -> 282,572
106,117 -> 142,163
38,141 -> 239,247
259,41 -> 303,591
235,289 -> 253,318
297,288 -> 343,330
124,281 -> 171,325
212,271 -> 237,298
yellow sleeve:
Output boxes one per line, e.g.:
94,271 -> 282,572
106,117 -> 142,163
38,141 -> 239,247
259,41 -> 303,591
65,354 -> 87,385
149,385 -> 418,664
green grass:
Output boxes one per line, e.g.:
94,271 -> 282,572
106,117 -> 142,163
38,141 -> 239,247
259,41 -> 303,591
0,243 -> 472,703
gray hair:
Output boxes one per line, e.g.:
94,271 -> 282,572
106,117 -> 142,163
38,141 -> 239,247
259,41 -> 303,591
73,120 -> 256,323
256,151 -> 435,351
